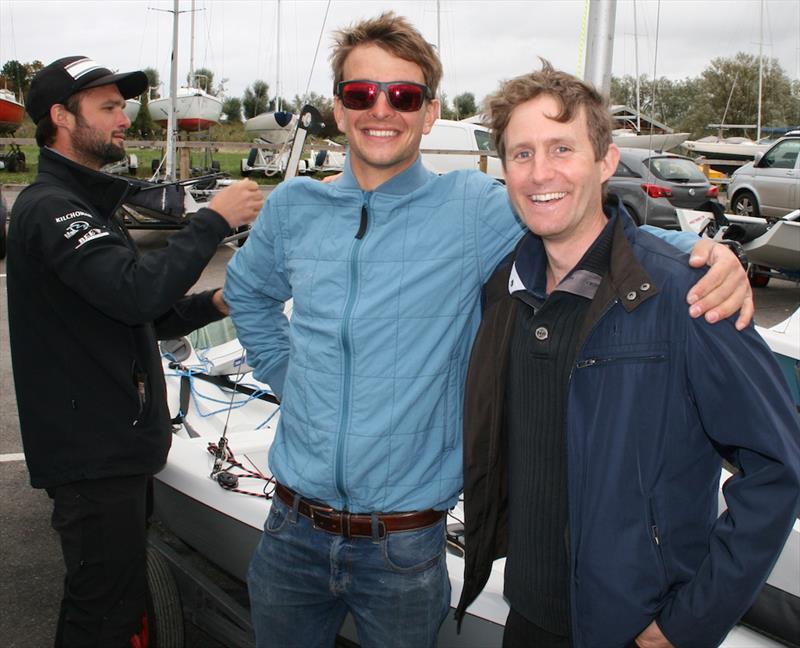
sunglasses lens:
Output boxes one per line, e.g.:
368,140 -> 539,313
341,82 -> 377,110
387,84 -> 424,112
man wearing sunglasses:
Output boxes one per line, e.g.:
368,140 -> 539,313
225,12 -> 753,648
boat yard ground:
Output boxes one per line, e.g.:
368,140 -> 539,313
2,222 -> 799,648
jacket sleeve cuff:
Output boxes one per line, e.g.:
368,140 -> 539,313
194,207 -> 233,238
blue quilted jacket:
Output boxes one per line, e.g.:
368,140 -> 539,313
224,158 -> 522,511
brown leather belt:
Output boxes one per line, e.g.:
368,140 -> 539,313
274,482 -> 445,539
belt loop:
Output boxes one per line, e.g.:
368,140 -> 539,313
289,492 -> 301,523
371,513 -> 381,543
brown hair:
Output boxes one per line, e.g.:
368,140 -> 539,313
330,11 -> 442,97
35,93 -> 82,147
485,60 -> 613,163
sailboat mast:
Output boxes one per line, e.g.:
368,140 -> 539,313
276,0 -> 282,112
166,0 -> 180,182
189,0 -> 195,87
633,0 -> 641,131
757,0 -> 763,141
583,0 -> 617,96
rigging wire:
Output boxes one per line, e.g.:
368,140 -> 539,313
303,0 -> 332,100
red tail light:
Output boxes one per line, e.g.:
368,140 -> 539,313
640,183 -> 673,199
706,185 -> 719,198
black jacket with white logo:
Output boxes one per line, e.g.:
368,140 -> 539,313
7,147 -> 231,488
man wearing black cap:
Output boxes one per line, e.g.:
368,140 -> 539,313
7,56 -> 263,647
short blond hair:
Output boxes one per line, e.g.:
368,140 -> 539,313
330,12 -> 443,97
485,60 -> 613,163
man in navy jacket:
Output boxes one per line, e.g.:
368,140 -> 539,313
457,62 -> 800,648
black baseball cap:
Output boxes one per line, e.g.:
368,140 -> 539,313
26,56 -> 149,124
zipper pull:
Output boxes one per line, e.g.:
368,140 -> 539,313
651,525 -> 660,545
355,204 -> 368,239
576,358 -> 597,369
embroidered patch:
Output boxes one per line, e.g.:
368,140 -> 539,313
75,228 -> 110,248
55,210 -> 92,223
63,221 -> 90,239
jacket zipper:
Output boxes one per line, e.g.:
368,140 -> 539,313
575,352 -> 666,369
335,201 -> 370,508
567,297 -> 618,645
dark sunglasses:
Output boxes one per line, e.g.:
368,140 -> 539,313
336,80 -> 432,112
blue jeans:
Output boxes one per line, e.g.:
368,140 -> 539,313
247,495 -> 451,648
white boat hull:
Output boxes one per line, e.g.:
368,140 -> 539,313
612,130 -> 689,151
149,87 -> 223,131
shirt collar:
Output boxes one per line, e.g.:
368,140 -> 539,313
335,154 -> 432,195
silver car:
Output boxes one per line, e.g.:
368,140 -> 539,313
728,130 -> 800,221
608,148 -> 719,229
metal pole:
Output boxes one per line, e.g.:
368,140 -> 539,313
276,0 -> 282,112
583,0 -> 617,96
633,0 -> 641,131
189,0 -> 195,87
757,0 -> 763,141
166,0 -> 180,182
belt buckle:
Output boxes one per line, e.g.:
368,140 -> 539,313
311,507 -> 343,535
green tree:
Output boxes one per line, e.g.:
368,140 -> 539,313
143,67 -> 160,99
222,97 -> 243,123
242,80 -> 270,119
684,53 -> 793,139
1,60 -> 31,94
192,67 -> 217,95
453,92 -> 477,120
438,92 -> 456,120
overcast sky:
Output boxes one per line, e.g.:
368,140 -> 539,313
1,0 -> 798,109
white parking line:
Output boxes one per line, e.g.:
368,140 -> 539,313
0,453 -> 25,463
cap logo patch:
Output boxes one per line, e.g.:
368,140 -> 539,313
64,58 -> 103,80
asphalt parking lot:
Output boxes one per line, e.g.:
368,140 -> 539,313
1,220 -> 799,648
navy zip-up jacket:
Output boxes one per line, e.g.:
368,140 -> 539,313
458,204 -> 800,647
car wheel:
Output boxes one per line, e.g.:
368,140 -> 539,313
747,263 -> 770,288
731,191 -> 760,219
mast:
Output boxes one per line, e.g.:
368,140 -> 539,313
166,0 -> 180,182
583,0 -> 617,96
756,0 -> 763,141
633,0 -> 641,131
189,0 -> 195,87
276,0 -> 282,112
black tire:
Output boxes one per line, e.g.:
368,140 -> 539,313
0,197 -> 7,260
144,547 -> 185,648
731,191 -> 760,219
128,166 -> 138,176
747,263 -> 770,288
211,160 -> 220,172
151,158 -> 162,173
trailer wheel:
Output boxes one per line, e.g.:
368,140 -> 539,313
748,264 -> 770,288
143,546 -> 185,648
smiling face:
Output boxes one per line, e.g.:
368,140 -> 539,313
333,43 -> 439,191
503,94 -> 619,247
54,84 -> 130,169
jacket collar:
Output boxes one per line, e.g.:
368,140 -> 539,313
336,154 -> 432,196
37,146 -> 130,217
508,196 -> 659,313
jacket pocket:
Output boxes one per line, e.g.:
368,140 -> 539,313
576,350 -> 666,369
131,360 -> 150,426
647,497 -> 669,593
443,354 -> 462,451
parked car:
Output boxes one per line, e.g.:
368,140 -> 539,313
608,148 -> 720,229
420,119 -> 505,181
728,130 -> 800,220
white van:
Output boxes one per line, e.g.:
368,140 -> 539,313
420,119 -> 505,181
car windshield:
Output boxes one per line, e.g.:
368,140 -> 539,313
474,129 -> 493,152
647,157 -> 707,183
